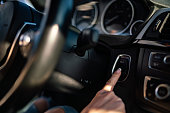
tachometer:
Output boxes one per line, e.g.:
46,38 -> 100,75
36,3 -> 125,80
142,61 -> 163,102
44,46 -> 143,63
72,3 -> 98,31
101,0 -> 134,35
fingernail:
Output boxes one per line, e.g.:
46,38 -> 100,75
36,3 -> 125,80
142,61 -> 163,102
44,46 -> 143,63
115,68 -> 121,74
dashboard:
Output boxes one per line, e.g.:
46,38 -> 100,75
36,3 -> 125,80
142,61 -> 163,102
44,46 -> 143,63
72,0 -> 150,36
71,0 -> 170,113
1,0 -> 170,113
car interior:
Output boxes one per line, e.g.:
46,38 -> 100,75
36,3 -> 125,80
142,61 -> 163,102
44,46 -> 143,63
0,0 -> 170,113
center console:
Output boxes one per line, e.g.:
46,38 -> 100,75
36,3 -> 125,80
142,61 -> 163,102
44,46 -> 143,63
135,8 -> 170,113
137,49 -> 170,113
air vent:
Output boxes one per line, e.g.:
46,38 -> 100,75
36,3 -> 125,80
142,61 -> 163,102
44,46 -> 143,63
144,12 -> 170,42
144,13 -> 168,40
160,13 -> 170,40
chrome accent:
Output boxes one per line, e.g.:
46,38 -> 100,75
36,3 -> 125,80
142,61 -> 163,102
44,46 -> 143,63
164,55 -> 170,64
0,22 -> 36,106
155,19 -> 162,31
155,84 -> 170,100
19,31 -> 35,57
112,54 -> 131,82
0,22 -> 36,70
143,76 -> 170,111
150,0 -> 170,8
0,24 -> 64,106
143,76 -> 151,99
101,0 -> 134,35
72,4 -> 98,31
19,34 -> 31,46
130,20 -> 144,35
159,13 -> 170,33
148,52 -> 170,73
136,8 -> 170,40
137,40 -> 167,47
144,76 -> 170,101
91,5 -> 98,27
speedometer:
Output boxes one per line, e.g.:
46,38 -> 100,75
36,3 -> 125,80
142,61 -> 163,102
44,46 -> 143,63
101,0 -> 134,35
72,3 -> 98,31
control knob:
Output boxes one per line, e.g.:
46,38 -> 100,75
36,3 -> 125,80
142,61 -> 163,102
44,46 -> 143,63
164,55 -> 170,65
155,84 -> 170,100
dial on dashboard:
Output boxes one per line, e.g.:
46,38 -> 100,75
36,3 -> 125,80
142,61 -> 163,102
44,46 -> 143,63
72,0 -> 147,36
101,0 -> 134,35
72,2 -> 98,31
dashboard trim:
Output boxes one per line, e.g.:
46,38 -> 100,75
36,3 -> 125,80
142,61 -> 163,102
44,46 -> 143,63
155,84 -> 170,100
148,52 -> 168,73
130,20 -> 144,35
0,22 -> 36,70
136,8 -> 170,40
143,76 -> 170,111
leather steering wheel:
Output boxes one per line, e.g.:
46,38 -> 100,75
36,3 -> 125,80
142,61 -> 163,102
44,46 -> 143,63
0,0 -> 73,112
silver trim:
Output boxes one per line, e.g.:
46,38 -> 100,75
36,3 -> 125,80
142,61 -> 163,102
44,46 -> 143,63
112,54 -> 131,82
148,52 -> 170,74
148,52 -> 163,69
137,40 -> 167,47
101,0 -> 134,35
143,76 -> 162,102
155,84 -> 170,100
91,5 -> 98,27
0,22 -> 36,70
143,76 -> 151,99
150,0 -> 170,8
136,8 -> 170,40
155,19 -> 162,31
72,4 -> 98,31
164,55 -> 170,64
0,22 -> 36,106
159,13 -> 170,33
130,20 -> 144,35
19,34 -> 31,47
144,76 -> 170,100
143,76 -> 164,100
143,76 -> 170,110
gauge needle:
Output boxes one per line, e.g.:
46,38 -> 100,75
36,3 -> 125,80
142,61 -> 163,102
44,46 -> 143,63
105,15 -> 119,25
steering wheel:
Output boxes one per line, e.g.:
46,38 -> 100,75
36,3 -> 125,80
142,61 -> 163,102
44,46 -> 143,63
0,0 -> 73,112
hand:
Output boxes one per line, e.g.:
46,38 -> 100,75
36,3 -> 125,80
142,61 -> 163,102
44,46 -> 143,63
81,68 -> 125,113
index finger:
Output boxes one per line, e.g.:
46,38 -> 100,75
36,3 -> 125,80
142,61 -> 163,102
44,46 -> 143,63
103,68 -> 121,92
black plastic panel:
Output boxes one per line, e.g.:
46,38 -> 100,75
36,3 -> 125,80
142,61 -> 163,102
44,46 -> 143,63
136,48 -> 170,113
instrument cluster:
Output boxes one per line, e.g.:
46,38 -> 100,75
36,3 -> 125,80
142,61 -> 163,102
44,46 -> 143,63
72,0 -> 150,36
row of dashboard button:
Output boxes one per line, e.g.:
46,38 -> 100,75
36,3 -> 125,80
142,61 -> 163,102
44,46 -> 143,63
149,52 -> 170,73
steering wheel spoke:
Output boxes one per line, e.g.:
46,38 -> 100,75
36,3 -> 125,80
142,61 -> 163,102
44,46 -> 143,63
0,0 -> 73,112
